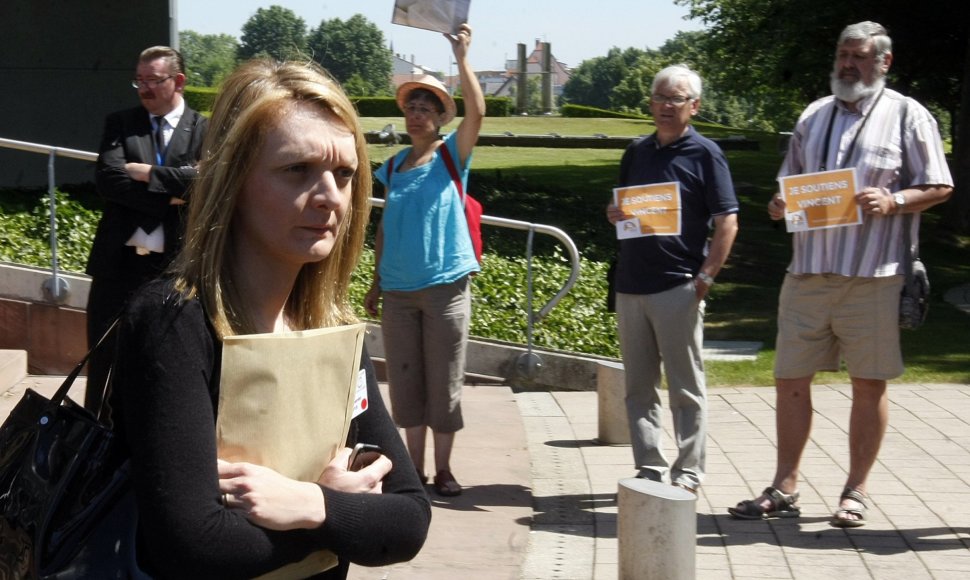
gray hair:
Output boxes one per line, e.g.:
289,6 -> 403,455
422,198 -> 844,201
838,21 -> 892,64
651,64 -> 702,99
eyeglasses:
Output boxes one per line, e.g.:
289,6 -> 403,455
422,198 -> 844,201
651,94 -> 694,107
131,76 -> 174,89
403,104 -> 439,116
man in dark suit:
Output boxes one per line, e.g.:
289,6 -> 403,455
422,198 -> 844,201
84,46 -> 207,410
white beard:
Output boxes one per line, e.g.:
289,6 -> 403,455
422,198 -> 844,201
830,73 -> 885,103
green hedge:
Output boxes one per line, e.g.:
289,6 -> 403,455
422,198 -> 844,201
351,96 -> 512,117
479,97 -> 513,117
560,103 -> 648,120
184,86 -> 218,114
186,86 -> 512,118
351,97 -> 399,117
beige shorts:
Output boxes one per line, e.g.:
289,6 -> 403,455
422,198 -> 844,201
774,273 -> 904,380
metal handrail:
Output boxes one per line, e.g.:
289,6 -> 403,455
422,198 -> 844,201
371,198 -> 581,324
0,137 -> 99,301
0,137 -> 98,162
1,137 -> 582,330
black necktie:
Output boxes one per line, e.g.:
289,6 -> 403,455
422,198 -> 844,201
153,116 -> 166,161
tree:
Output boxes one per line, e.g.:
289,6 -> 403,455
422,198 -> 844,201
559,58 -> 601,108
179,30 -> 238,87
676,0 -> 970,230
507,75 -> 544,115
651,29 -> 799,131
307,14 -> 392,96
610,65 -> 650,114
561,47 -> 649,110
238,5 -> 307,61
559,31 -> 780,127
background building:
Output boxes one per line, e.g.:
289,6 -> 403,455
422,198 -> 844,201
0,0 -> 175,187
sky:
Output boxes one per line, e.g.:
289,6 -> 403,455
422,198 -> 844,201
176,1 -> 706,74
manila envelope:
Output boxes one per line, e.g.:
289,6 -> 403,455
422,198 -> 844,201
217,323 -> 366,579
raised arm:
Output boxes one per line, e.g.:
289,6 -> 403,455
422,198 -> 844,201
446,23 -> 485,165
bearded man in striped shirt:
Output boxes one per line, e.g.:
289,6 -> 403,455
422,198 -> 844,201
730,21 -> 953,528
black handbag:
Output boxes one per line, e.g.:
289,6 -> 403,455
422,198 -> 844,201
606,258 -> 617,313
899,213 -> 930,330
0,321 -> 145,579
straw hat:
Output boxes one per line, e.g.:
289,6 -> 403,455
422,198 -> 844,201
395,75 -> 457,125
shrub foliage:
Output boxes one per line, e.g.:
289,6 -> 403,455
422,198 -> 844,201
0,189 -> 98,271
2,191 -> 618,358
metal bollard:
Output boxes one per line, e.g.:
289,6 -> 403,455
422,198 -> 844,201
618,478 -> 696,580
596,361 -> 630,445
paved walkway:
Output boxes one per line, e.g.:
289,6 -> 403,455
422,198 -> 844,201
4,378 -> 969,579
519,383 -> 970,579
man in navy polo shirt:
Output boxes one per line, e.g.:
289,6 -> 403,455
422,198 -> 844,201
606,64 -> 739,494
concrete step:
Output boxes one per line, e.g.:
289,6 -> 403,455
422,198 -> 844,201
0,349 -> 27,393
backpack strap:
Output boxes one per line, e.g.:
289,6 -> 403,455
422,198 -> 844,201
437,143 -> 466,207
387,144 -> 464,206
386,154 -> 395,187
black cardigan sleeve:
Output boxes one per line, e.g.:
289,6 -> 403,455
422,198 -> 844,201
112,279 -> 430,579
315,352 -> 431,566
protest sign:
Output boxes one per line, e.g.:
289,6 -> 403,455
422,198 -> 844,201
613,182 -> 681,239
392,0 -> 471,35
779,168 -> 861,232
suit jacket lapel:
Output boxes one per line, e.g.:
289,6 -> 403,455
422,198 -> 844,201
134,110 -> 155,165
164,108 -> 197,167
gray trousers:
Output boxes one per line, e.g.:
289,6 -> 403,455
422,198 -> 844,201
382,277 -> 470,433
615,281 -> 707,489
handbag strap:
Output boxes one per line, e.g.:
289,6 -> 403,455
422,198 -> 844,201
51,317 -> 120,412
898,98 -> 916,278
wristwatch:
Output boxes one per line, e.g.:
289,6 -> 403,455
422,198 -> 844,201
892,192 -> 906,212
696,272 -> 715,286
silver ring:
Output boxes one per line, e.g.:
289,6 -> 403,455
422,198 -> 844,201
223,493 -> 230,506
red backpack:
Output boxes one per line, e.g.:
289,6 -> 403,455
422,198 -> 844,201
386,145 -> 484,264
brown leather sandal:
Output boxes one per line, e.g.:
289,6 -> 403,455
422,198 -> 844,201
728,486 -> 801,519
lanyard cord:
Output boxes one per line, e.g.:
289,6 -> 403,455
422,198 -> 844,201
818,88 -> 884,172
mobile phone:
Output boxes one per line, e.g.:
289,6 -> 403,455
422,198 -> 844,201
348,443 -> 383,471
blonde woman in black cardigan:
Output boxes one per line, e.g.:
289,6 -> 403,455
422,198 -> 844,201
109,59 -> 430,578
